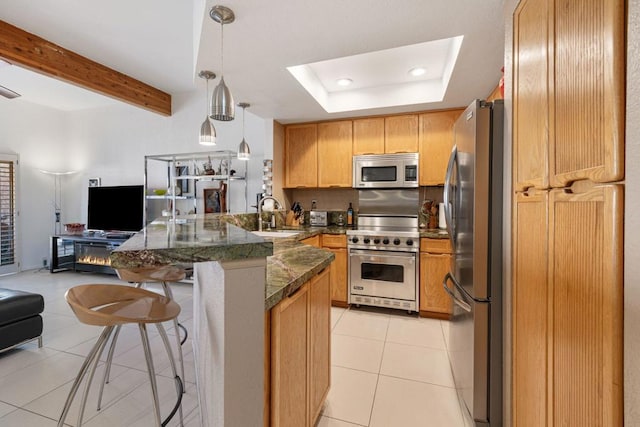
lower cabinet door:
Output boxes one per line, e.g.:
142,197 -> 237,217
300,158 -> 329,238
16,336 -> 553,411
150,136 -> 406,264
308,268 -> 331,426
327,248 -> 348,305
271,284 -> 309,427
419,252 -> 452,316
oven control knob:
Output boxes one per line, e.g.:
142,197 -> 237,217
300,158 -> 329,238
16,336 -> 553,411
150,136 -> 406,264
406,239 -> 414,246
363,238 -> 370,244
393,238 -> 401,245
351,237 -> 359,244
383,238 -> 390,245
373,238 -> 380,244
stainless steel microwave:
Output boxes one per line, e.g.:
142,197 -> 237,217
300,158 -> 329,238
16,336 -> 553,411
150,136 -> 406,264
353,153 -> 419,188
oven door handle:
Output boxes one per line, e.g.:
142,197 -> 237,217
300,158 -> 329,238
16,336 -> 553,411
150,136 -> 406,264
442,272 -> 471,312
349,250 -> 416,262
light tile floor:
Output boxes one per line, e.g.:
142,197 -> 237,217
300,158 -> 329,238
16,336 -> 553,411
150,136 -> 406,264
0,269 -> 464,426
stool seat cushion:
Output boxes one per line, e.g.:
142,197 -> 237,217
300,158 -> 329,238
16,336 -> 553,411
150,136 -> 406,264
0,288 -> 45,327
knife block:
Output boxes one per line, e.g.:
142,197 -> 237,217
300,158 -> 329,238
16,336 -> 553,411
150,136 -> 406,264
285,211 -> 301,227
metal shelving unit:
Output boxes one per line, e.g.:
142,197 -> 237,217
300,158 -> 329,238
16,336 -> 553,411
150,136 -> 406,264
144,150 -> 247,224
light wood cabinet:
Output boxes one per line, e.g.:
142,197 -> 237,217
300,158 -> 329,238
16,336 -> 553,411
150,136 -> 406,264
419,238 -> 452,318
512,0 -> 625,424
269,267 -> 332,427
353,118 -> 385,154
418,110 -> 463,186
512,190 -> 549,427
270,283 -> 309,427
322,234 -> 348,307
513,0 -> 551,191
548,185 -> 623,426
307,268 -> 331,426
318,121 -> 353,187
285,124 -> 317,188
384,115 -> 418,153
301,235 -> 321,248
514,0 -> 625,191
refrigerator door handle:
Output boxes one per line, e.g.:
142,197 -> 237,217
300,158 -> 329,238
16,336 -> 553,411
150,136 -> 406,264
443,145 -> 457,245
442,272 -> 471,313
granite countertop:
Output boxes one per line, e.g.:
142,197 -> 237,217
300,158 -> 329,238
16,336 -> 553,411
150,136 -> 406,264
265,238 -> 334,310
110,214 -> 335,310
420,229 -> 450,239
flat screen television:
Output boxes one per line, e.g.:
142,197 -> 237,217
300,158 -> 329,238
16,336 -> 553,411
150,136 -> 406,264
87,185 -> 144,232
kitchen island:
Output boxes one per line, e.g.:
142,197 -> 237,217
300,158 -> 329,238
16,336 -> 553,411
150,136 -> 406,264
111,214 -> 334,427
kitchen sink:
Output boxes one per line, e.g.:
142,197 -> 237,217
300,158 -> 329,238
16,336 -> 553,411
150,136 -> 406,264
251,230 -> 301,238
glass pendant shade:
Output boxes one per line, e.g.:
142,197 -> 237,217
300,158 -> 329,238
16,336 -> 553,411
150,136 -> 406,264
200,117 -> 216,145
210,76 -> 235,121
238,138 -> 250,160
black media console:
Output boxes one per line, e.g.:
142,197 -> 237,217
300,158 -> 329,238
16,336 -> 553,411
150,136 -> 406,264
49,233 -> 134,275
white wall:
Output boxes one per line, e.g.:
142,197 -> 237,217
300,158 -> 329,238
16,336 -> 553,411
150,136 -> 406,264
0,90 -> 270,270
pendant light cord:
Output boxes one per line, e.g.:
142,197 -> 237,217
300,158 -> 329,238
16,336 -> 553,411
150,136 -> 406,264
205,78 -> 209,113
220,23 -> 224,76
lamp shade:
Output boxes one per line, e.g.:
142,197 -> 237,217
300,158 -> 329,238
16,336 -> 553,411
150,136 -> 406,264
200,117 -> 216,145
238,138 -> 250,160
210,77 -> 235,121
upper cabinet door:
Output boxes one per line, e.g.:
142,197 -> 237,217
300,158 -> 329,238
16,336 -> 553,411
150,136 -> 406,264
317,121 -> 353,187
419,109 -> 463,186
353,118 -> 385,155
513,0 -> 551,191
285,124 -> 318,188
384,115 -> 418,153
549,0 -> 625,187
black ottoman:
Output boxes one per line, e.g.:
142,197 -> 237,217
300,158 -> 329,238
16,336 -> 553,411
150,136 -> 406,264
0,288 -> 44,353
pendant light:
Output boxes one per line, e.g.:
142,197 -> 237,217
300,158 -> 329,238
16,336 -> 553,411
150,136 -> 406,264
209,5 -> 235,121
237,102 -> 251,160
198,70 -> 217,145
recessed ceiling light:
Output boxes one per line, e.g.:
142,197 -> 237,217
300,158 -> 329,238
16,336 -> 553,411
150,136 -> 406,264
336,78 -> 353,87
409,67 -> 427,77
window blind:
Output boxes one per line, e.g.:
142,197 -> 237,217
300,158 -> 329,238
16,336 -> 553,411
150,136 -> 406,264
0,160 -> 15,266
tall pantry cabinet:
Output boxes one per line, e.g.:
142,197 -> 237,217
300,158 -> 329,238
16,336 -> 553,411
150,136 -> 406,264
512,0 -> 625,426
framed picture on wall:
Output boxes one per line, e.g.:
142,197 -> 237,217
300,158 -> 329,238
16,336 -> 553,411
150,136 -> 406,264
88,178 -> 101,187
203,182 -> 227,213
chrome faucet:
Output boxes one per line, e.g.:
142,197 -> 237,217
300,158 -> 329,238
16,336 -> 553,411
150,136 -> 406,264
258,195 -> 283,231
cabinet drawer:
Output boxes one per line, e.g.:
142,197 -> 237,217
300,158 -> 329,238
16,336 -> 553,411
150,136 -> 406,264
420,238 -> 451,253
321,234 -> 346,248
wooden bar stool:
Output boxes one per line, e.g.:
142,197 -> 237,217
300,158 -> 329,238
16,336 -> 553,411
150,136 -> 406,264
98,265 -> 187,403
58,284 -> 184,427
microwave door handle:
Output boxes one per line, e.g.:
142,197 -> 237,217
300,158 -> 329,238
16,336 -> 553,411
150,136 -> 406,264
443,146 -> 457,244
442,272 -> 471,312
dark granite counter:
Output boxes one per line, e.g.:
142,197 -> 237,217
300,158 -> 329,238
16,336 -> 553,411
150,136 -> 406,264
110,215 -> 273,268
110,214 -> 335,310
420,229 -> 449,239
265,239 -> 334,310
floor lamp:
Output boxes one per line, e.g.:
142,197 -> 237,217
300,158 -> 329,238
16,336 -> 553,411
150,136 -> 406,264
39,170 -> 77,235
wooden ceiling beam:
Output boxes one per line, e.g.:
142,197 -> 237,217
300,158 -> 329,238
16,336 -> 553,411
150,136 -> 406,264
0,20 -> 171,116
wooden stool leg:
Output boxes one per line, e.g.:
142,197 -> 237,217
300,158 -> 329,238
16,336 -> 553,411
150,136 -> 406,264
58,326 -> 114,427
157,322 -> 184,427
139,323 -> 162,427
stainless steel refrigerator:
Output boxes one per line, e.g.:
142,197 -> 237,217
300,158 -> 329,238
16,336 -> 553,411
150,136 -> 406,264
443,99 -> 503,426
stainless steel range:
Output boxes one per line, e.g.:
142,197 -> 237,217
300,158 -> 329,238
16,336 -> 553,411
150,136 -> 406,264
347,189 -> 420,312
